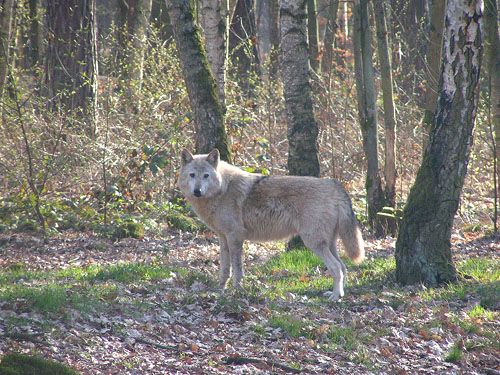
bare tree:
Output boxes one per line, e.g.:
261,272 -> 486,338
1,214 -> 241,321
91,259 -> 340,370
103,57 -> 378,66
200,0 -> 228,104
374,0 -> 397,228
352,0 -> 385,236
45,0 -> 98,128
0,0 -> 15,109
395,0 -> 483,286
280,0 -> 320,178
167,0 -> 231,161
321,0 -> 339,75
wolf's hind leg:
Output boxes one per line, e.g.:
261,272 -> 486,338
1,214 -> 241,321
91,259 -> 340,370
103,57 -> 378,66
219,235 -> 230,289
330,238 -> 347,283
303,236 -> 344,301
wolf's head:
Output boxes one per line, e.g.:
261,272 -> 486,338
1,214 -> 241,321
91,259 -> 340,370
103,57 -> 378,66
178,149 -> 223,199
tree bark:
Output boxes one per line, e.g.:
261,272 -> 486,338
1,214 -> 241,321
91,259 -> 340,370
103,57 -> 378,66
256,0 -> 279,77
321,0 -> 339,75
374,0 -> 397,223
0,0 -> 15,107
200,0 -> 228,104
352,0 -> 385,236
484,0 -> 500,221
280,0 -> 320,177
167,0 -> 231,162
422,0 -> 446,149
307,0 -> 320,73
26,0 -> 41,68
45,0 -> 98,128
395,0 -> 483,286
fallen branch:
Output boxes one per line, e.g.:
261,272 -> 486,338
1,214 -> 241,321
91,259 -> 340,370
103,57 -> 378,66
133,336 -> 179,352
224,355 -> 301,373
2,332 -> 47,345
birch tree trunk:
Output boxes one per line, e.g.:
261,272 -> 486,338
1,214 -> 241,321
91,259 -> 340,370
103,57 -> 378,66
422,0 -> 446,149
280,0 -> 320,177
200,0 -> 228,104
45,0 -> 98,129
484,0 -> 500,218
352,0 -> 385,236
374,0 -> 397,227
167,0 -> 231,162
321,0 -> 339,75
395,0 -> 483,286
307,0 -> 320,73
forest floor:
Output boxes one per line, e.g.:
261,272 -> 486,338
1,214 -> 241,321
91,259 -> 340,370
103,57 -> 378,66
0,228 -> 498,374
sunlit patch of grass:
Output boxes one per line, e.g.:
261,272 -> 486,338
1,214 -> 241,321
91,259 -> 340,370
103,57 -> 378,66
263,248 -> 323,275
348,257 -> 396,289
77,262 -> 173,283
269,313 -> 313,339
0,284 -> 68,313
328,325 -> 358,350
458,258 -> 500,283
467,304 -> 494,321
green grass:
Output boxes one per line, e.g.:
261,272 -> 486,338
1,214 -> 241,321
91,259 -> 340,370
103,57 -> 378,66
467,305 -> 494,320
328,325 -> 358,350
444,344 -> 463,363
0,353 -> 79,375
269,313 -> 312,338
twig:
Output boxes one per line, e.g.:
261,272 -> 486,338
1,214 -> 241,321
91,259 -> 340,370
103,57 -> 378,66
223,355 -> 301,373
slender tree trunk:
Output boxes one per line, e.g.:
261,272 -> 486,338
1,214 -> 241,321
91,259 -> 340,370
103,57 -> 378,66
352,0 -> 385,236
167,0 -> 231,162
422,0 -> 446,149
45,0 -> 98,129
280,0 -> 320,177
307,0 -> 320,73
0,0 -> 15,107
26,0 -> 40,68
229,0 -> 259,94
395,0 -> 483,286
374,0 -> 397,230
484,0 -> 500,223
321,0 -> 339,75
200,0 -> 228,104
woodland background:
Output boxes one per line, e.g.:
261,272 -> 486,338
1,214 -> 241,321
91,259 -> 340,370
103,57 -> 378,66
0,0 -> 498,374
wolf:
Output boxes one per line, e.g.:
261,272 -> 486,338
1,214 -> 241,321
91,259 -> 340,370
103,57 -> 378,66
177,149 -> 365,301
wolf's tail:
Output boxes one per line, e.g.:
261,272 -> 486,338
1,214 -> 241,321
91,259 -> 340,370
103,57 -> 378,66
338,205 -> 365,264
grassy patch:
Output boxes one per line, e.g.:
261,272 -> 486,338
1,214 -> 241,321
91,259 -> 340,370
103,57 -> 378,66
269,313 -> 313,338
0,353 -> 80,375
444,344 -> 463,363
467,305 -> 494,320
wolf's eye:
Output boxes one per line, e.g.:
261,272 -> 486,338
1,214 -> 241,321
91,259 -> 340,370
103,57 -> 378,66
203,173 -> 209,179
189,173 -> 195,178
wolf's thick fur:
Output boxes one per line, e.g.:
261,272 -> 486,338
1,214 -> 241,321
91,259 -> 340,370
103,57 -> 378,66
178,149 -> 364,301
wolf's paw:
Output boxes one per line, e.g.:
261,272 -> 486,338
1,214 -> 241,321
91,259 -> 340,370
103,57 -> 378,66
324,291 -> 343,302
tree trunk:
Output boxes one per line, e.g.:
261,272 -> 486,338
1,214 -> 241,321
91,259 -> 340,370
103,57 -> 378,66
280,0 -> 320,178
45,0 -> 98,128
200,0 -> 228,104
422,0 -> 446,149
228,0 -> 259,94
26,0 -> 40,68
307,0 -> 320,73
374,0 -> 397,229
321,0 -> 339,75
256,0 -> 279,77
484,0 -> 500,225
0,0 -> 15,107
167,0 -> 231,162
395,0 -> 483,286
352,0 -> 385,236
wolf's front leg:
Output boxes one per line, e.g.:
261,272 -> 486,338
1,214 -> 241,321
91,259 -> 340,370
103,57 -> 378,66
218,235 -> 230,289
227,237 -> 244,288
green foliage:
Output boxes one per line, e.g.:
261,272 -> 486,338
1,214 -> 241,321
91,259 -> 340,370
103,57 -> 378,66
269,313 -> 312,339
444,344 -> 463,363
166,211 -> 204,232
0,353 -> 79,375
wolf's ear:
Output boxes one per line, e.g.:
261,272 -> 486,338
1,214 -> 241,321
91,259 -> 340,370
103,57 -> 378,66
206,149 -> 220,167
181,149 -> 194,166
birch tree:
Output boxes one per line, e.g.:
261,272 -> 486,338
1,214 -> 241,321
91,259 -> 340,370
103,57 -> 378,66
200,0 -> 228,104
280,0 -> 320,177
395,0 -> 483,286
167,0 -> 231,161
